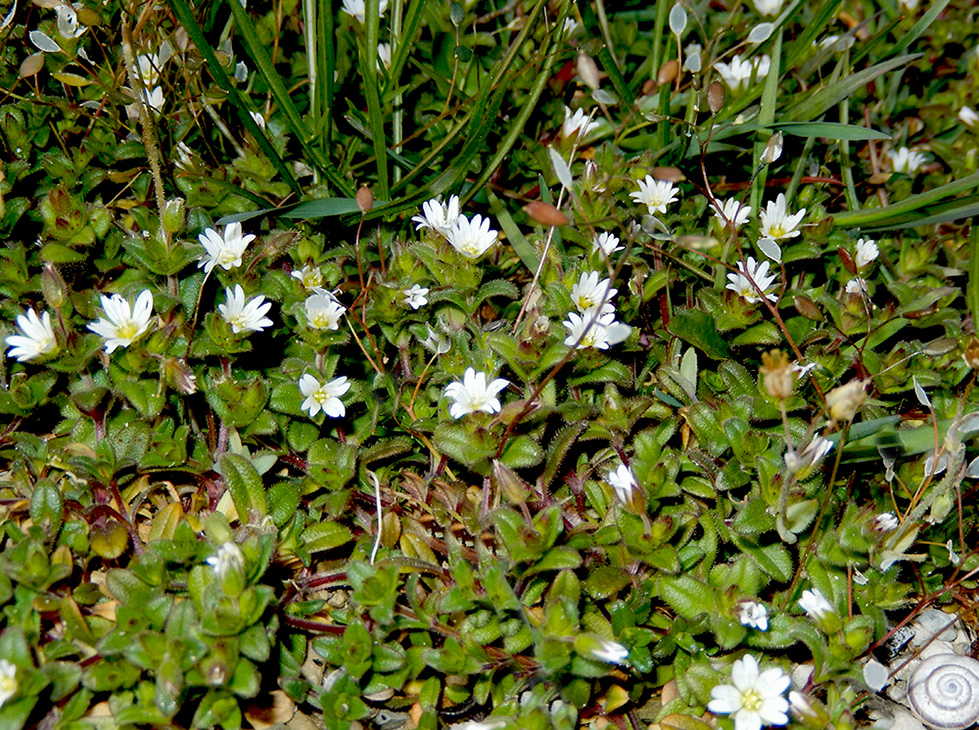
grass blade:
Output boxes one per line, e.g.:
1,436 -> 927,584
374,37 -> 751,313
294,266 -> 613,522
782,54 -> 919,123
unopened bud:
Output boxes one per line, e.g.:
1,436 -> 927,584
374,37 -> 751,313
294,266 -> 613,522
962,337 -> 979,369
657,59 -> 680,86
577,52 -> 601,91
760,349 -> 794,399
762,131 -> 783,164
523,201 -> 568,227
826,380 -> 867,423
163,357 -> 198,395
356,186 -> 373,213
492,459 -> 529,505
162,197 -> 186,234
41,262 -> 68,309
707,80 -> 725,114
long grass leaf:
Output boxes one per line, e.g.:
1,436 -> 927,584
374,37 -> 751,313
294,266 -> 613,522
361,0 -> 389,200
970,219 -> 979,329
782,54 -> 919,123
882,0 -> 952,61
752,29 -> 781,210
221,0 -> 353,195
833,172 -> 979,228
488,190 -> 540,273
167,0 -> 301,196
466,0 -> 567,202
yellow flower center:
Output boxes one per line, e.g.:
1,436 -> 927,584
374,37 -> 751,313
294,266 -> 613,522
741,690 -> 764,712
117,322 -> 140,342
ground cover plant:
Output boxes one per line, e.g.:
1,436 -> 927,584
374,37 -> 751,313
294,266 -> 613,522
2,0 -> 979,728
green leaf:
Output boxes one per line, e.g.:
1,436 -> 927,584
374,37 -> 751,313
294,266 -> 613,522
220,453 -> 268,519
659,575 -> 716,620
500,435 -> 543,469
668,309 -> 730,360
523,547 -> 582,577
302,521 -> 354,554
277,197 -> 365,220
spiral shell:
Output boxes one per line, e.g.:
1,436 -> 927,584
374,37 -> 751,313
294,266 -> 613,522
908,654 -> 979,730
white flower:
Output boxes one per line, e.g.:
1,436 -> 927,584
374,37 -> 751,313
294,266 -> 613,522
87,290 -> 154,353
55,3 -> 86,39
299,374 -> 350,418
340,0 -> 388,23
143,87 -> 164,113
206,542 -> 244,581
629,175 -> 680,215
448,720 -> 509,730
714,54 -> 770,89
713,198 -> 752,229
845,277 -> 868,295
563,17 -> 579,35
594,232 -> 624,256
562,106 -> 600,140
897,0 -> 918,10
753,0 -> 783,15
218,285 -> 273,334
798,588 -> 834,620
854,238 -> 878,269
708,654 -> 790,730
739,602 -> 770,631
874,512 -> 899,532
402,284 -> 429,310
291,265 -> 324,290
234,61 -> 248,83
570,271 -> 617,313
606,464 -> 637,503
248,110 -> 266,130
590,638 -> 629,665
888,146 -> 928,174
136,54 -> 161,87
421,325 -> 451,354
197,222 -> 255,273
377,42 -> 391,70
726,257 -> 778,304
305,293 -> 345,330
446,214 -> 498,259
801,436 -> 833,463
0,659 -> 16,708
6,309 -> 58,362
759,193 -> 806,240
443,368 -> 509,419
959,106 -> 979,126
412,195 -> 461,238
562,309 -> 631,350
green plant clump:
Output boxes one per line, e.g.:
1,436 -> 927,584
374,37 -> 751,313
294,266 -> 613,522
1,0 -> 978,728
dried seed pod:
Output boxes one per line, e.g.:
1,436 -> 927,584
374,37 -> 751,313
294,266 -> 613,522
651,166 -> 685,182
908,654 -> 979,730
657,59 -> 680,86
707,80 -> 725,114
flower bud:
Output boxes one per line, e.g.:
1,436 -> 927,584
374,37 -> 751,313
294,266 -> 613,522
762,131 -> 783,164
577,52 -> 601,91
356,186 -> 373,213
524,201 -> 568,227
163,357 -> 198,395
657,59 -> 680,86
963,337 -> 979,369
826,380 -> 867,423
760,349 -> 794,400
162,197 -> 186,234
41,262 -> 68,309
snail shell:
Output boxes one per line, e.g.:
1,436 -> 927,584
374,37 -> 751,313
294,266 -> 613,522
908,653 -> 979,730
